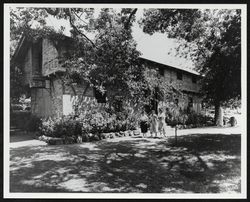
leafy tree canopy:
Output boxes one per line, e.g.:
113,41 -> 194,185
140,9 -> 241,105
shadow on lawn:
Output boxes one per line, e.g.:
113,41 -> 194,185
10,133 -> 241,193
10,132 -> 37,143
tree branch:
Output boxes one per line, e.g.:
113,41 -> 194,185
44,8 -> 60,16
72,9 -> 88,25
67,8 -> 96,47
124,8 -> 137,30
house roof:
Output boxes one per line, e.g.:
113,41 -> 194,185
11,34 -> 200,76
11,36 -> 30,65
139,56 -> 200,76
11,33 -> 73,65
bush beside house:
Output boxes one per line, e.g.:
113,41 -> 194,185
37,109 -> 216,145
11,102 -> 216,145
165,107 -> 214,129
38,108 -> 140,145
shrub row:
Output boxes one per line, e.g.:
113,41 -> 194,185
166,109 -> 213,127
38,109 -> 138,140
38,129 -> 141,145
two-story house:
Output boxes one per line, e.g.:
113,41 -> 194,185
140,57 -> 202,114
10,35 -> 202,118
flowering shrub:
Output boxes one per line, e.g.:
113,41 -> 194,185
39,107 -> 138,139
80,110 -> 112,133
39,116 -> 83,138
80,108 -> 138,134
166,107 -> 213,127
39,117 -> 57,137
185,112 -> 212,126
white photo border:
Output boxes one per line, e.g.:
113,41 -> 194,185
3,3 -> 247,199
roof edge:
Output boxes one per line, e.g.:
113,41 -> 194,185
11,35 -> 26,65
139,56 -> 200,76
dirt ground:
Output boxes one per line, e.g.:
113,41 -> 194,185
9,128 -> 241,193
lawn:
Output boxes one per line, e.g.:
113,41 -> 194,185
10,133 -> 241,193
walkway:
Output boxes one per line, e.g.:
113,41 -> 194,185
9,126 -> 241,193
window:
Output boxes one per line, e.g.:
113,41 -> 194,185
188,97 -> 193,106
114,99 -> 123,112
94,88 -> 107,103
177,71 -> 183,80
63,95 -> 74,115
32,40 -> 43,75
187,97 -> 193,113
175,98 -> 179,106
159,68 -> 164,76
192,76 -> 197,83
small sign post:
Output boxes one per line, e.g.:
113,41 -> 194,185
175,125 -> 177,145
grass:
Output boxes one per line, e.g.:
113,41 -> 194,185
10,133 -> 241,193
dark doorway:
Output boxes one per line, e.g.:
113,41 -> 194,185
187,97 -> 193,113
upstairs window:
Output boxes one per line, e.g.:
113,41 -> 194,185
159,68 -> 164,76
32,40 -> 43,75
192,76 -> 197,83
177,71 -> 183,80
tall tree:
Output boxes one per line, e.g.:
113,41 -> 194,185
140,9 -> 241,126
10,7 -> 176,112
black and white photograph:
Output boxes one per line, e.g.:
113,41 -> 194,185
3,3 -> 247,199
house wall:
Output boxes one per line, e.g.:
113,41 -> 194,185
64,83 -> 94,97
32,41 -> 42,76
63,83 -> 106,116
40,56 -> 203,117
22,40 -> 51,117
42,38 -> 64,76
23,38 -> 203,118
158,93 -> 202,114
31,38 -> 88,117
31,88 -> 53,117
49,78 -> 64,117
180,93 -> 202,113
31,77 -> 76,117
28,38 -> 65,117
152,61 -> 202,113
176,74 -> 200,93
40,38 -> 106,117
165,69 -> 202,113
170,70 -> 202,113
22,47 -> 32,85
162,67 -> 200,93
21,41 -> 43,85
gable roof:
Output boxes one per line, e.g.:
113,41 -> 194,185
139,56 -> 200,76
133,24 -> 200,75
11,33 -> 73,66
11,34 -> 200,76
11,36 -> 30,65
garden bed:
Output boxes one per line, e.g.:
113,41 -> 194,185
38,129 -> 141,145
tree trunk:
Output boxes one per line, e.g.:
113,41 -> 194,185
214,100 -> 223,126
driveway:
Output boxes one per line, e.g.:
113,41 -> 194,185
9,127 -> 241,193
